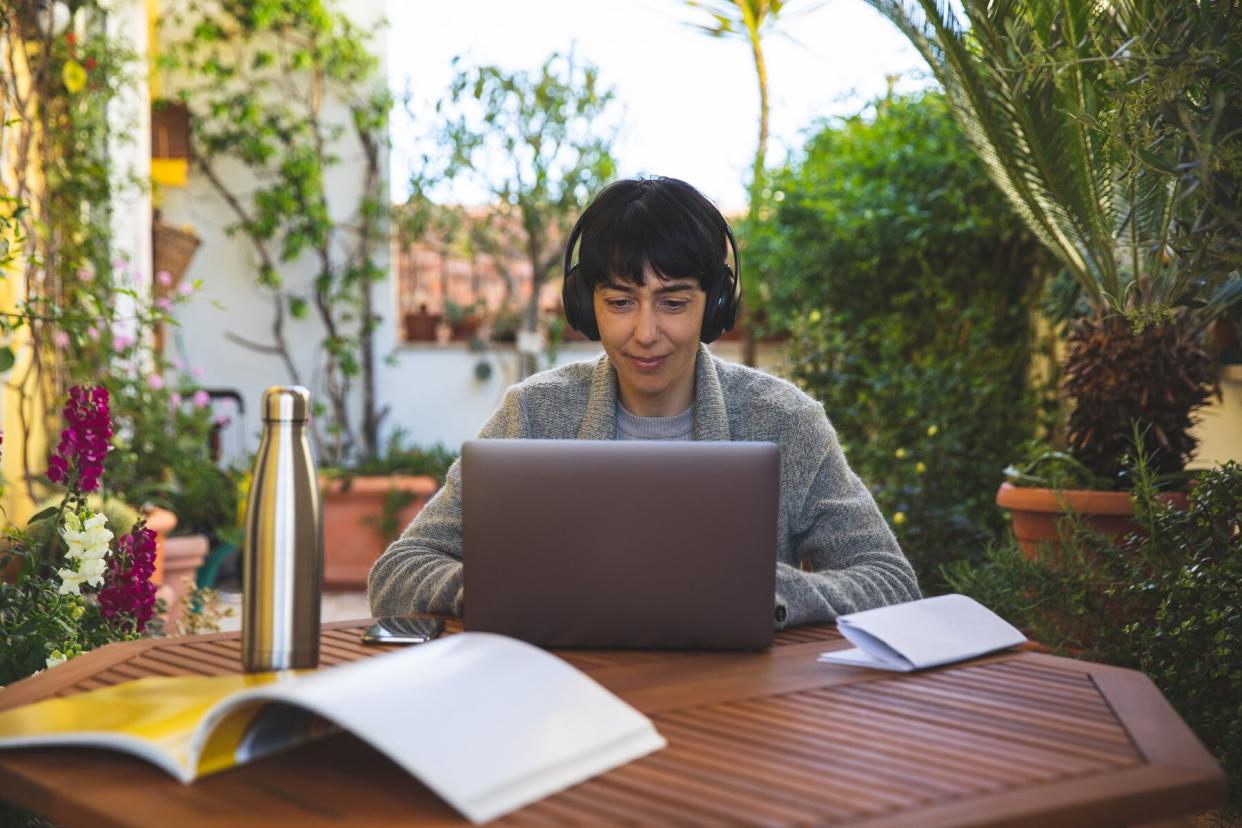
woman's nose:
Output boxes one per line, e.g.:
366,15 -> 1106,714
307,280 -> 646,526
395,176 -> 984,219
634,303 -> 660,344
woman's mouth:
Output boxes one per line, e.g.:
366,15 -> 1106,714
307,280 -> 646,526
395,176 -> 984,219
627,354 -> 668,371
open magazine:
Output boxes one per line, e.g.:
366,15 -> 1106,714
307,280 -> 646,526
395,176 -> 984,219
0,632 -> 666,824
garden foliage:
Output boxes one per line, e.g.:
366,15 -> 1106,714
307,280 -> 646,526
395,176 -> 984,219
946,455 -> 1242,819
748,92 -> 1050,587
159,0 -> 393,464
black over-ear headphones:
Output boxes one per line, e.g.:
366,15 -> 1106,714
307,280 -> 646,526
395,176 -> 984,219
561,219 -> 741,343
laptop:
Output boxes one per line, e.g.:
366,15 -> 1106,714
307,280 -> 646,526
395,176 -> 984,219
462,439 -> 780,650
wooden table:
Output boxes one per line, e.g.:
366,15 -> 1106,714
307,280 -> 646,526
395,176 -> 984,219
0,620 -> 1224,827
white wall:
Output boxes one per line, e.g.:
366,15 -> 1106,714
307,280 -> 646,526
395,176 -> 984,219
1190,366 -> 1242,468
108,0 -> 152,293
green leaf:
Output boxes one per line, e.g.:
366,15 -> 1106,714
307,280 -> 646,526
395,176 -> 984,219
27,506 -> 59,526
0,347 -> 14,373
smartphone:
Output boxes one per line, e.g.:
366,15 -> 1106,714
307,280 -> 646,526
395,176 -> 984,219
360,616 -> 446,645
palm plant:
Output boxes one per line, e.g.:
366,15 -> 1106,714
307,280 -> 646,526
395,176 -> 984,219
868,0 -> 1242,482
684,0 -> 811,364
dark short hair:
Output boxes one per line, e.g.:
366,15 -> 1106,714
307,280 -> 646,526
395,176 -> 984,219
568,177 -> 733,293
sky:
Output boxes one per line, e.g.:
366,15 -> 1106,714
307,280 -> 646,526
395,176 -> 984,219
386,0 -> 933,211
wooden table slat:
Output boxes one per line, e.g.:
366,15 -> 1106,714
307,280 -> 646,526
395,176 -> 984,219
764,691 -> 1102,778
831,681 -> 1141,762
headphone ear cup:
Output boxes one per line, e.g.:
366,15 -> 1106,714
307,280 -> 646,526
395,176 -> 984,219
720,264 -> 739,332
699,265 -> 738,343
562,264 -> 600,341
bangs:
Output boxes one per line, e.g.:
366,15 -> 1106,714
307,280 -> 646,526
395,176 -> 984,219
576,180 -> 725,289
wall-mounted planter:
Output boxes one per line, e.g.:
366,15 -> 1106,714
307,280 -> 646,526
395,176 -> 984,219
320,474 -> 438,589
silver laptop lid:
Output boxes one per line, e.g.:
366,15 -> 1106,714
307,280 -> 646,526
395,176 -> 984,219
462,439 -> 779,650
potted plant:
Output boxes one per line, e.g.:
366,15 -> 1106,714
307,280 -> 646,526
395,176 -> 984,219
875,0 -> 1242,554
318,433 -> 456,589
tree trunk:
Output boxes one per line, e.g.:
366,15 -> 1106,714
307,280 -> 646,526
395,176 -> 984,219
742,27 -> 769,368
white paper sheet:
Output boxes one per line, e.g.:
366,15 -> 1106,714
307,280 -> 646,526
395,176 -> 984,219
818,594 -> 1027,671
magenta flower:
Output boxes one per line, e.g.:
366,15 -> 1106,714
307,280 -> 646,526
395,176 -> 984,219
192,390 -> 210,408
47,386 -> 112,492
97,523 -> 157,632
157,270 -> 173,287
147,374 -> 165,391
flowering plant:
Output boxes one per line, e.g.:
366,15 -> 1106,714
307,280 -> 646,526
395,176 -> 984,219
0,386 -> 159,685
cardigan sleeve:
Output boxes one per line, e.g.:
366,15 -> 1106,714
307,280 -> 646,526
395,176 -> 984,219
773,405 -> 922,627
367,386 -> 530,617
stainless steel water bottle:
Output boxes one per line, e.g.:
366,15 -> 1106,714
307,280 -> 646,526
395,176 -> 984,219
242,386 -> 322,671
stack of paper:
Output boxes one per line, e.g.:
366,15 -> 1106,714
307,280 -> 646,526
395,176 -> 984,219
818,594 -> 1027,672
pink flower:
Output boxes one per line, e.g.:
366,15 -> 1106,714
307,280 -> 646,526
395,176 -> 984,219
169,392 -> 182,407
191,367 -> 203,380
113,332 -> 135,351
147,374 -> 165,391
112,258 -> 127,273
157,270 -> 173,287
52,330 -> 70,348
46,386 -> 112,492
214,415 -> 232,428
192,390 -> 210,408
76,267 -> 94,282
178,282 -> 194,297
98,523 -> 157,632
171,357 -> 185,371
86,326 -> 100,341
155,297 -> 172,312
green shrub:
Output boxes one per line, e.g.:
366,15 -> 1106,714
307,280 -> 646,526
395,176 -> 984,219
332,429 -> 458,485
748,91 -> 1051,588
946,458 -> 1242,819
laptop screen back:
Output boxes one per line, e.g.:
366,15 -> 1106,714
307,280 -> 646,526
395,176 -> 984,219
462,439 -> 779,649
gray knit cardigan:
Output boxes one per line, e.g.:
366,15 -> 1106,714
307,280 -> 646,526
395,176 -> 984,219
368,344 -> 921,628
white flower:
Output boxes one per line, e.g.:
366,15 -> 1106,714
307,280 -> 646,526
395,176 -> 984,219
61,510 -> 113,562
78,556 -> 108,587
56,509 -> 114,594
57,567 -> 87,595
45,650 -> 67,669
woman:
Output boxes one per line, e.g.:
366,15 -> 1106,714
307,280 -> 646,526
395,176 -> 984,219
368,176 -> 920,627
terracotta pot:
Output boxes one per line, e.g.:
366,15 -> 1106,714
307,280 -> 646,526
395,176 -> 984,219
143,506 -> 178,586
157,534 -> 210,627
403,312 -> 441,342
320,474 -> 438,589
996,482 -> 1188,560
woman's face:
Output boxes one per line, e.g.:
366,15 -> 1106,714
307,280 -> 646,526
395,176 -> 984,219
593,266 -> 705,417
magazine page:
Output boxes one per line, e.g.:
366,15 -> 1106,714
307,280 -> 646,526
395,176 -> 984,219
211,632 -> 666,824
0,671 -> 295,782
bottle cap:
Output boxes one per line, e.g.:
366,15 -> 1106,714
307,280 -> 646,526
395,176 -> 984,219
261,386 -> 311,422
